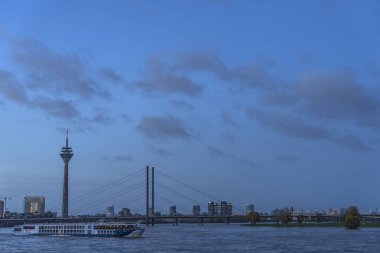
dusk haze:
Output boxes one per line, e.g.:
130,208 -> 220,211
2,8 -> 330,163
1,2 -> 380,250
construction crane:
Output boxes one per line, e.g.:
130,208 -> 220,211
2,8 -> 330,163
0,196 -> 11,217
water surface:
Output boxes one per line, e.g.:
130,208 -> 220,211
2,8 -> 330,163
0,224 -> 379,252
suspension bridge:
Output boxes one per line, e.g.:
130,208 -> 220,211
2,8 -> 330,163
0,166 -> 245,227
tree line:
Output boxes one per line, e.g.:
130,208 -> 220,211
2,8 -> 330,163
246,206 -> 361,229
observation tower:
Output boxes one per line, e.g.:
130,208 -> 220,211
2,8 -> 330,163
60,130 -> 73,218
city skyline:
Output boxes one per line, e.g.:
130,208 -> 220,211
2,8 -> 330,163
1,0 -> 380,213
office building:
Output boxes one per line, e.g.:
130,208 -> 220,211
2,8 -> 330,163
0,200 -> 4,218
119,208 -> 132,217
208,201 -> 215,216
104,205 -> 114,217
227,203 -> 233,216
246,204 -> 255,214
192,205 -> 201,216
169,205 -> 176,216
24,196 -> 45,214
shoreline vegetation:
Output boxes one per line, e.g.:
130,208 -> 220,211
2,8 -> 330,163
245,206 -> 373,229
243,222 -> 380,228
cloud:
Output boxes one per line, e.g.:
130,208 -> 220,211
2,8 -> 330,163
137,114 -> 191,139
222,111 -> 240,128
208,146 -> 224,157
97,67 -> 123,83
114,154 -> 133,162
0,70 -> 29,104
169,99 -> 193,110
145,143 -> 174,157
173,51 -> 276,89
221,131 -> 237,144
247,107 -> 373,152
297,71 -> 380,128
336,134 -> 371,152
247,108 -> 331,141
11,37 -> 110,99
134,58 -> 203,97
0,70 -> 81,120
277,154 -> 299,162
34,97 -> 80,119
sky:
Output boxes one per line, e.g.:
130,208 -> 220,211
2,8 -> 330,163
0,0 -> 380,215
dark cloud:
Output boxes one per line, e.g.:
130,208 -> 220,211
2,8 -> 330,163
11,38 -> 110,99
277,154 -> 299,162
221,131 -> 237,144
173,51 -> 276,89
114,154 -> 133,162
119,113 -> 133,122
89,111 -> 112,124
169,99 -> 193,110
137,115 -> 191,139
0,70 -> 81,120
262,90 -> 299,106
222,111 -> 240,128
97,67 -> 123,83
336,134 -> 371,152
208,146 -> 224,157
247,107 -> 374,152
134,58 -> 203,97
247,108 -> 331,141
145,143 -> 174,157
297,72 -> 380,128
34,97 -> 80,119
0,70 -> 29,104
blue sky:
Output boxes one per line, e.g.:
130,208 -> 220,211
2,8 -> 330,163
0,0 -> 380,215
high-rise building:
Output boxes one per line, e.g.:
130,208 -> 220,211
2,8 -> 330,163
60,131 -> 73,218
119,208 -> 131,217
24,196 -> 45,214
0,200 -> 4,218
220,201 -> 227,216
227,203 -> 233,216
169,205 -> 176,216
208,201 -> 215,216
192,205 -> 201,216
246,204 -> 255,214
104,205 -> 114,217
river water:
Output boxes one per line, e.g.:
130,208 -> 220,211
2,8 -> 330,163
0,224 -> 379,252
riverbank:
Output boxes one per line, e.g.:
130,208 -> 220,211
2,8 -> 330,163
243,222 -> 380,228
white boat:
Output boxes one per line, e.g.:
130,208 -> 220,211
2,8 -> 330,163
12,222 -> 145,238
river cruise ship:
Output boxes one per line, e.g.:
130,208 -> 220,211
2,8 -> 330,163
12,222 -> 145,237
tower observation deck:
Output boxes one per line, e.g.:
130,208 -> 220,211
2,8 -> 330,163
60,130 -> 73,218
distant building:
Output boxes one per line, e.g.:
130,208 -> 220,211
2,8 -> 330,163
192,205 -> 201,216
208,202 -> 215,216
227,203 -> 233,216
215,201 -> 228,216
220,201 -> 227,216
104,205 -> 114,217
148,208 -> 154,216
169,206 -> 176,216
246,204 -> 255,214
119,208 -> 132,217
0,200 -> 4,218
24,196 -> 45,214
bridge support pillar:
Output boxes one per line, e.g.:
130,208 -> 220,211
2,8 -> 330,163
146,165 -> 149,226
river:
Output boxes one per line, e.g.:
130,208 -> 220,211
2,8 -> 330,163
0,224 -> 379,252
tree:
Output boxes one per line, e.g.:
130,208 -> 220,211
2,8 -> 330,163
279,208 -> 291,227
316,213 -> 323,223
272,209 -> 280,225
247,212 -> 261,225
297,214 -> 304,225
344,206 -> 361,229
